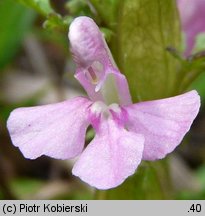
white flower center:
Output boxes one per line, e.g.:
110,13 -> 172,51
91,101 -> 120,118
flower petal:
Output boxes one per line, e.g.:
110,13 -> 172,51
7,97 -> 92,160
72,118 -> 144,189
69,16 -> 115,69
69,16 -> 132,106
75,66 -> 132,106
177,0 -> 205,55
95,68 -> 132,106
125,90 -> 200,160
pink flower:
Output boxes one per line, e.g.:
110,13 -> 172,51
177,0 -> 205,55
7,16 -> 200,190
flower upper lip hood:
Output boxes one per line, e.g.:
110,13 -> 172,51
7,16 -> 200,190
69,16 -> 132,106
69,16 -> 108,68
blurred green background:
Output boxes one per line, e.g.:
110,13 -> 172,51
0,0 -> 205,200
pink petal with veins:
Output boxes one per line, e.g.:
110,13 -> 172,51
125,90 -> 200,160
7,97 -> 92,160
72,118 -> 144,189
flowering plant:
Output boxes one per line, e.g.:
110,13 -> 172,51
7,17 -> 200,190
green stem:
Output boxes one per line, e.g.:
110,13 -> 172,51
94,190 -> 107,200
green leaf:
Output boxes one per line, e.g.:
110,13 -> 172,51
100,27 -> 114,42
194,33 -> 205,53
10,178 -> 44,199
190,72 -> 205,100
0,0 -> 36,70
43,13 -> 73,32
197,164 -> 205,190
89,0 -> 120,26
177,54 -> 205,93
16,0 -> 53,16
115,0 -> 181,101
66,0 -> 92,17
